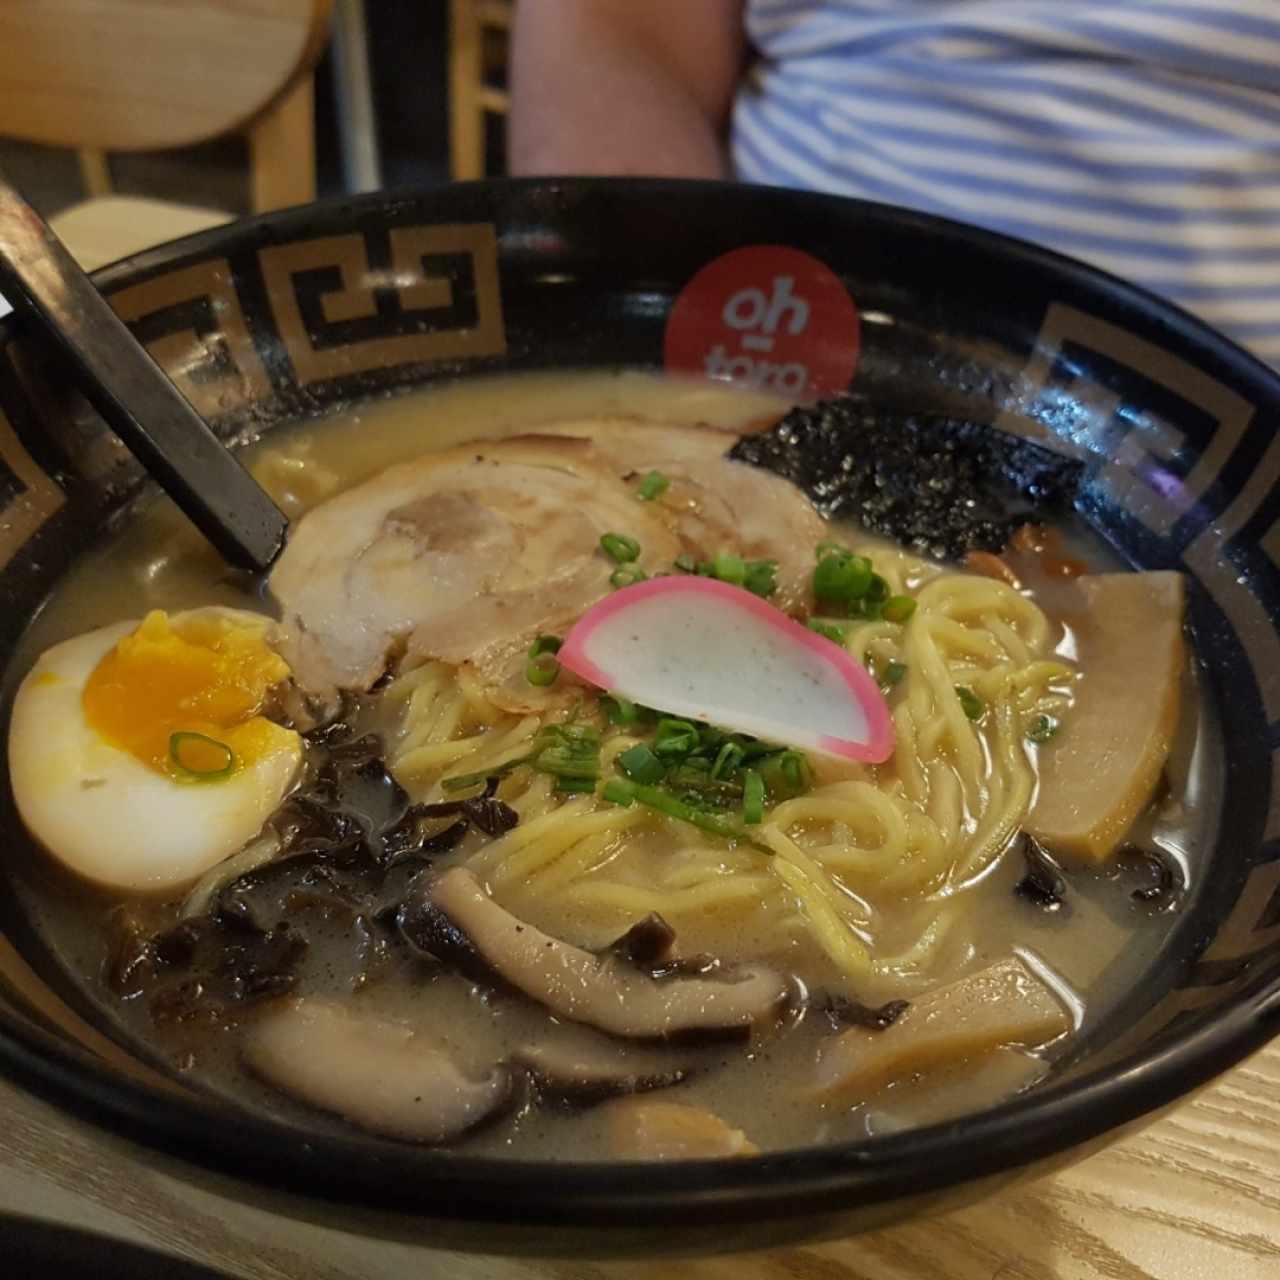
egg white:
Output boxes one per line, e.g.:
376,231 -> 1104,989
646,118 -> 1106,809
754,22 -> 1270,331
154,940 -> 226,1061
9,609 -> 302,894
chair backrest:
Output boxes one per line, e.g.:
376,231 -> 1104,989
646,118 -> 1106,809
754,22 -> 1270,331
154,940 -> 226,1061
0,0 -> 332,211
449,0 -> 512,181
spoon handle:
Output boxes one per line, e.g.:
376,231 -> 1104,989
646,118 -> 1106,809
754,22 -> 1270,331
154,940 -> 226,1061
0,173 -> 288,573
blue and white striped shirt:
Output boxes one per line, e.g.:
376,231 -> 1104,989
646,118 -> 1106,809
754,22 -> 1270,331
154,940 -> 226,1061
733,0 -> 1280,368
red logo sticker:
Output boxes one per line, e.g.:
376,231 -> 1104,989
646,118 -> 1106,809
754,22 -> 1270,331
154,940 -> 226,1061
664,246 -> 860,398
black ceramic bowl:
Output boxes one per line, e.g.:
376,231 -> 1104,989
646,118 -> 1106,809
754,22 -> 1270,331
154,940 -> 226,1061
1,180 -> 1279,1256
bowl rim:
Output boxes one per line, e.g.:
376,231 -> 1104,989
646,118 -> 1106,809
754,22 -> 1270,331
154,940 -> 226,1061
2,177 -> 1280,1227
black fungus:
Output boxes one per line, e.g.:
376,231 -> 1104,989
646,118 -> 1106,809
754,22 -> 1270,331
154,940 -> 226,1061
607,913 -> 678,971
1013,832 -> 1069,912
729,398 -> 1083,560
811,991 -> 910,1032
122,711 -> 521,1026
1118,844 -> 1184,909
149,924 -> 307,1024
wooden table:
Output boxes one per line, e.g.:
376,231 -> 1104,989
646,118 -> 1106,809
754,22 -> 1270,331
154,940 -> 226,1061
2,1039 -> 1277,1279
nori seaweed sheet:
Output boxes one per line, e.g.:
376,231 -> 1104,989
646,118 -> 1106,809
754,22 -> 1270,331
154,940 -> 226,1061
729,399 -> 1085,561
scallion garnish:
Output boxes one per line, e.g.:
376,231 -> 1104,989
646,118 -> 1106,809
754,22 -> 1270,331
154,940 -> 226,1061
604,780 -> 770,850
601,693 -> 643,725
600,532 -> 640,563
814,550 -> 873,604
674,553 -> 698,574
653,718 -> 699,758
610,565 -> 648,589
883,660 -> 908,687
742,770 -> 765,825
525,633 -> 562,686
637,470 -> 669,501
742,559 -> 778,598
554,775 -> 597,795
168,731 -> 236,782
617,743 -> 666,785
602,778 -> 637,806
955,686 -> 985,721
779,749 -> 811,792
711,552 -> 746,586
807,618 -> 849,645
1027,714 -> 1060,744
882,595 -> 917,623
758,748 -> 811,801
441,723 -> 601,793
710,740 -> 745,781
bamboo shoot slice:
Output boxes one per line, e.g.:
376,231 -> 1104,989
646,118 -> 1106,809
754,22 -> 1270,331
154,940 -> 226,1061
1028,572 -> 1184,862
811,956 -> 1070,1101
607,1100 -> 759,1159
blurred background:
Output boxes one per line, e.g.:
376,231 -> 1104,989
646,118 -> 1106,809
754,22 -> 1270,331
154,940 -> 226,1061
0,1 -> 512,268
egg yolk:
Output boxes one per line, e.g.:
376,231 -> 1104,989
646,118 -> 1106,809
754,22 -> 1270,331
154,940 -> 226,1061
82,610 -> 292,779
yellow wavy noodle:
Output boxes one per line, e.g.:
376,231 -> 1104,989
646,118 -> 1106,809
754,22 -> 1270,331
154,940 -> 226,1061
385,543 -> 1076,993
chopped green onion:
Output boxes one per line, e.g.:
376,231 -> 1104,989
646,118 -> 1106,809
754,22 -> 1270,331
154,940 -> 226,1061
742,770 -> 765,825
532,725 -> 602,782
883,660 -> 908,687
807,618 -> 849,645
525,633 -> 562,686
602,778 -> 637,806
710,740 -> 746,780
616,744 -> 666,785
814,551 -> 873,604
866,573 -> 891,604
550,723 -> 600,746
674,553 -> 698,574
1027,714 -> 1060,744
554,776 -> 597,795
955,686 -> 985,720
882,595 -> 917,623
610,565 -> 648,589
759,748 -> 812,801
711,552 -> 746,586
653,718 -> 699,758
600,532 -> 640,563
626,783 -> 770,850
779,749 -> 811,792
601,693 -> 642,725
444,722 -> 601,793
695,559 -> 715,576
168,732 -> 236,782
742,559 -> 778,598
637,470 -> 669,501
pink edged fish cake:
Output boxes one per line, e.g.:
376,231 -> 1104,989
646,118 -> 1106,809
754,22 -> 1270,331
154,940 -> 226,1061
558,576 -> 894,763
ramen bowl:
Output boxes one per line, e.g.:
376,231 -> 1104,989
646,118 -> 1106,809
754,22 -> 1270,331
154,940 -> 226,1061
0,179 -> 1278,1256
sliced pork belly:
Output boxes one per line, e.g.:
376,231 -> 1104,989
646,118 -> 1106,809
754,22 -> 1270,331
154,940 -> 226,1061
270,420 -> 828,700
539,420 -> 827,611
271,433 -> 679,695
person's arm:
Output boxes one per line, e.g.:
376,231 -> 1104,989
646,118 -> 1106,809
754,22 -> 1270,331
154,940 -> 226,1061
508,0 -> 746,179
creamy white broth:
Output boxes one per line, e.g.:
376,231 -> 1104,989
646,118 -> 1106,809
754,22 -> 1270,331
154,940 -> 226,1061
8,372 -> 1218,1158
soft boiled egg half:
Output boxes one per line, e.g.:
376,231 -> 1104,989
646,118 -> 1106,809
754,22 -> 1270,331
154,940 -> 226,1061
10,607 -> 302,894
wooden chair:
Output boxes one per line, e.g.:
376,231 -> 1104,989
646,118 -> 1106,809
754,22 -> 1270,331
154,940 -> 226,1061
449,0 -> 513,181
0,0 -> 333,269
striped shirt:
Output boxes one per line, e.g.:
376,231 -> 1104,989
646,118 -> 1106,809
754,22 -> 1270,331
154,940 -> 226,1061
733,0 -> 1280,368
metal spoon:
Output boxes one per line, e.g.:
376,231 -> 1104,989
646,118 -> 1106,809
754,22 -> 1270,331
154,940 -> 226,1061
0,172 -> 288,573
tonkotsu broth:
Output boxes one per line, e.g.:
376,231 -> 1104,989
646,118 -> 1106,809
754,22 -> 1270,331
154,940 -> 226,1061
8,371 -> 1218,1158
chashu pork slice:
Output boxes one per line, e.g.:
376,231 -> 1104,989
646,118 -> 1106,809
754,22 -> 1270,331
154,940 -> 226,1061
271,434 -> 680,697
270,421 -> 831,704
536,419 -> 828,612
